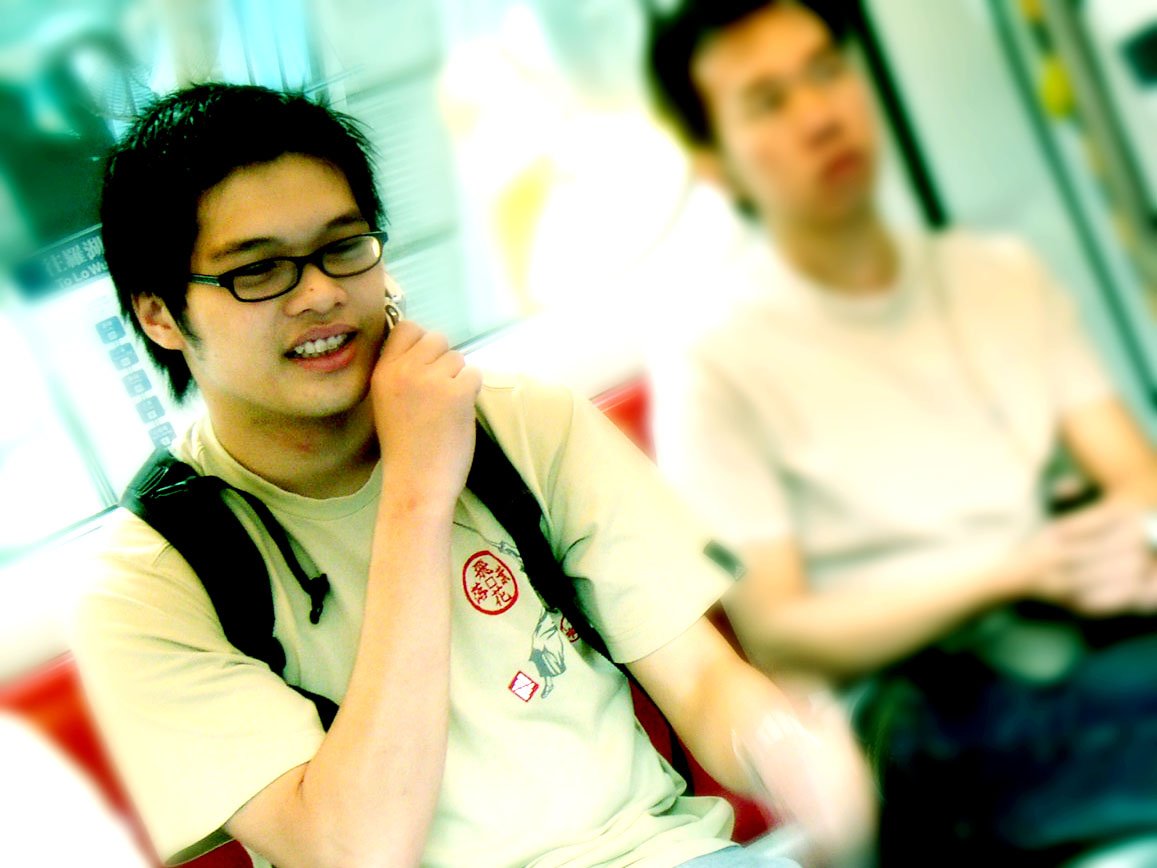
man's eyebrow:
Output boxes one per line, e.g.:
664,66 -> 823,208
737,42 -> 842,102
206,212 -> 369,263
207,236 -> 279,262
739,74 -> 787,102
325,212 -> 370,232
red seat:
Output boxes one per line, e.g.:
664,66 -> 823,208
593,378 -> 654,455
0,653 -> 252,867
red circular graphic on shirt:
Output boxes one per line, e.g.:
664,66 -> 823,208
462,550 -> 520,615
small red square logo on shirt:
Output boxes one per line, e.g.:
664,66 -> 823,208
509,671 -> 540,702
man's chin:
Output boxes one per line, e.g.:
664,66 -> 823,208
810,189 -> 876,229
294,382 -> 373,424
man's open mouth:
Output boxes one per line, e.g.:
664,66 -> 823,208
289,333 -> 353,359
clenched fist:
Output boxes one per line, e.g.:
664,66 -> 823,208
371,320 -> 482,514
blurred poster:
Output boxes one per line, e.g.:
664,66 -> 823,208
2,227 -> 199,558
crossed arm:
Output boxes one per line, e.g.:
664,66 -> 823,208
727,396 -> 1157,683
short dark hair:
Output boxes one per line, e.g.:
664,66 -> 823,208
645,0 -> 852,147
100,83 -> 385,401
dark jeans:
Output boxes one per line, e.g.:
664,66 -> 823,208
858,620 -> 1157,866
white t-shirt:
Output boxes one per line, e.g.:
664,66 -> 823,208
73,376 -> 736,868
651,229 -> 1114,592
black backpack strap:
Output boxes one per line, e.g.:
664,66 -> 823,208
229,488 -> 330,626
466,421 -> 611,661
121,450 -> 338,729
465,421 -> 697,791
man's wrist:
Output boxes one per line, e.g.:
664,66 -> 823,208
378,483 -> 459,526
991,551 -> 1039,604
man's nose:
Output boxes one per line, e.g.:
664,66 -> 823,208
793,85 -> 842,142
285,262 -> 348,315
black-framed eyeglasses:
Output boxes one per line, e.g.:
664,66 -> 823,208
188,230 -> 389,302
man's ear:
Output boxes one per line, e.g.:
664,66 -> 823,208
690,146 -> 731,193
690,146 -> 755,215
133,294 -> 187,351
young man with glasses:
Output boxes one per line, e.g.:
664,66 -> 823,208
646,0 -> 1157,861
73,83 -> 871,868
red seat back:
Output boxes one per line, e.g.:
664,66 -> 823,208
0,653 -> 252,867
594,378 -> 654,455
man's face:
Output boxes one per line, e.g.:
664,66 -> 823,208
692,3 -> 878,228
167,153 -> 388,430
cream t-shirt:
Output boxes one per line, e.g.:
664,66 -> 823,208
651,230 -> 1114,592
74,376 -> 735,867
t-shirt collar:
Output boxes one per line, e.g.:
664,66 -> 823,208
739,227 -> 921,325
176,416 -> 382,520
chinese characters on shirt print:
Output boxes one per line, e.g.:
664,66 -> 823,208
457,529 -> 581,701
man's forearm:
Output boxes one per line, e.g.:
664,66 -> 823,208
674,637 -> 876,863
687,654 -> 801,794
1107,469 -> 1157,510
634,619 -> 791,793
727,559 -> 1028,682
228,498 -> 454,867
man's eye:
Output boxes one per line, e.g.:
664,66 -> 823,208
810,53 -> 848,83
745,89 -> 787,116
326,237 -> 366,259
232,260 -> 281,280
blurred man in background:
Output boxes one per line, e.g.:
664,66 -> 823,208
646,0 -> 1157,862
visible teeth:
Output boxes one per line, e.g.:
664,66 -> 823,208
293,333 -> 349,358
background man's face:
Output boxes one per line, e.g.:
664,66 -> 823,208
692,3 -> 878,228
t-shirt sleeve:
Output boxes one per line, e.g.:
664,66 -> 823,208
71,514 -> 325,865
1031,248 -> 1116,413
650,341 -> 793,549
492,380 -> 736,664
